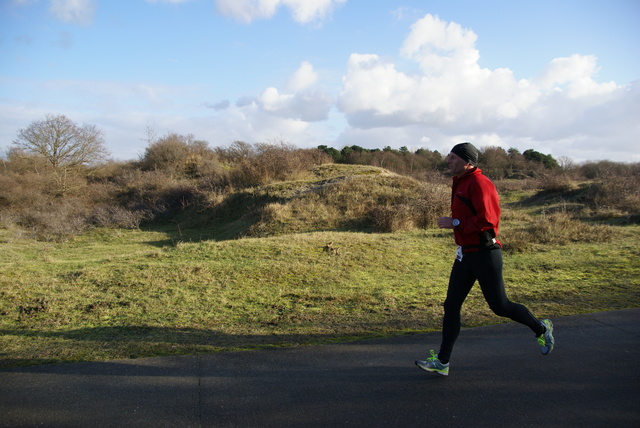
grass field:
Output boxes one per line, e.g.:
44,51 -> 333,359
1,216 -> 639,369
1,164 -> 639,368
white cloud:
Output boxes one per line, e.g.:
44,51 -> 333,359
49,0 -> 96,26
284,0 -> 345,24
338,15 -> 538,128
159,62 -> 335,150
256,86 -> 333,122
335,13 -> 638,162
286,61 -> 318,92
215,0 -> 346,24
534,54 -> 618,97
253,62 -> 332,122
400,14 -> 479,73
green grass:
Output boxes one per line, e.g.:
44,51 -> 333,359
1,167 -> 638,368
1,221 -> 639,369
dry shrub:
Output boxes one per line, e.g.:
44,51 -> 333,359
348,176 -> 449,232
196,162 -> 231,192
89,205 -> 147,229
580,160 -> 632,180
0,164 -> 201,240
368,204 -> 416,232
572,161 -> 640,219
369,181 -> 450,233
228,143 -> 331,188
0,172 -> 53,209
12,196 -> 90,241
0,171 -> 141,240
415,182 -> 451,228
246,195 -> 342,237
493,178 -> 539,193
81,180 -> 148,230
116,169 -> 198,219
5,143 -> 449,240
246,173 -> 450,236
140,135 -> 192,171
0,172 -> 86,240
589,174 -> 640,215
501,208 -> 617,253
536,173 -> 575,193
139,133 -> 224,180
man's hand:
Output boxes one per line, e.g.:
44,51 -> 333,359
438,216 -> 454,229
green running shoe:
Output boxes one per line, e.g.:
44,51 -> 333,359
415,350 -> 449,376
538,319 -> 554,355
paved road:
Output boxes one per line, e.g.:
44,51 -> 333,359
1,308 -> 639,427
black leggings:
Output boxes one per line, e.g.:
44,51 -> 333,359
437,248 -> 545,363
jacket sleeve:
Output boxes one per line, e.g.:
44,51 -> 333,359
460,178 -> 500,236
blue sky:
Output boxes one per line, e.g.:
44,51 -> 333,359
1,0 -> 639,163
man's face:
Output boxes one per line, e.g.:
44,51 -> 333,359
447,152 -> 471,176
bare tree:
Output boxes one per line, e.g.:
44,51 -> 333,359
13,114 -> 108,170
13,114 -> 109,194
143,120 -> 160,146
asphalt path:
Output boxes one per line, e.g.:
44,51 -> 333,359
1,308 -> 639,427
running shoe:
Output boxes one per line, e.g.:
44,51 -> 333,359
415,350 -> 449,376
538,319 -> 555,355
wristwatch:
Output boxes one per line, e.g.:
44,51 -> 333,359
452,219 -> 460,227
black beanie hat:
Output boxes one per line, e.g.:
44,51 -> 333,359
450,142 -> 479,166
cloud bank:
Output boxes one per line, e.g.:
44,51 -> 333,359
332,14 -> 638,160
202,12 -> 637,162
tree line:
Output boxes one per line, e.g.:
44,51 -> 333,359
2,114 -> 638,240
7,114 -> 566,186
318,144 -> 560,181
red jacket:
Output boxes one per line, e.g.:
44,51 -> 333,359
450,167 -> 501,252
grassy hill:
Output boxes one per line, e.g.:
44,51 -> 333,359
1,164 -> 638,368
173,164 -> 450,240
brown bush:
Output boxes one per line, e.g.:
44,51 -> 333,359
589,174 -> 640,215
501,208 -> 618,253
115,169 -> 199,219
579,160 -> 634,180
368,204 -> 416,232
0,172 -> 55,206
0,192 -> 90,241
2,147 -> 51,174
140,133 -> 224,181
367,184 -> 450,233
537,173 -> 575,193
0,162 -> 198,240
0,171 -> 73,239
89,205 -> 147,229
232,146 -> 330,188
316,174 -> 449,232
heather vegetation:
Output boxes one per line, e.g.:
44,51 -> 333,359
1,116 -> 639,367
